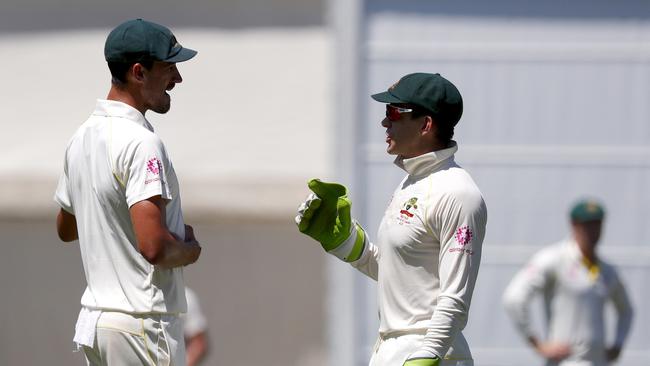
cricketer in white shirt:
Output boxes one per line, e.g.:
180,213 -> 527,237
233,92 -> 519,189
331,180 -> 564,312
55,100 -> 192,360
56,99 -> 187,315
503,238 -> 634,366
353,142 -> 487,365
296,73 -> 487,366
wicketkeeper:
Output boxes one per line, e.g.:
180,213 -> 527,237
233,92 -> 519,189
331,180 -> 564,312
296,73 -> 487,366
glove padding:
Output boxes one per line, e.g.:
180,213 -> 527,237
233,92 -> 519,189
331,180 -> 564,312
403,357 -> 440,366
295,179 -> 366,262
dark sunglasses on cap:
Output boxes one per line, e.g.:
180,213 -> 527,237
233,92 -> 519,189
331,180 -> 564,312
385,104 -> 413,121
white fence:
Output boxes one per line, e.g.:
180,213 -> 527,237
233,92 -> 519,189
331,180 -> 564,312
330,0 -> 650,365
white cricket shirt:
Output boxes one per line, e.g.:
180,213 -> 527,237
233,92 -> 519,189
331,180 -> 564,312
352,142 -> 487,361
503,239 -> 633,366
55,99 -> 187,314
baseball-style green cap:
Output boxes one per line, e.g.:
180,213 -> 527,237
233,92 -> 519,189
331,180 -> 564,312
371,73 -> 463,126
570,199 -> 605,222
104,19 -> 197,63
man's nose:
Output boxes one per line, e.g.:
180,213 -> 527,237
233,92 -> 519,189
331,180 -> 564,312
172,65 -> 183,83
381,118 -> 391,128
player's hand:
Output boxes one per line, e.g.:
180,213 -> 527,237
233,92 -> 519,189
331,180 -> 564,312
184,224 -> 197,243
295,179 -> 367,262
534,341 -> 571,362
296,179 -> 352,250
606,345 -> 621,361
403,357 -> 440,366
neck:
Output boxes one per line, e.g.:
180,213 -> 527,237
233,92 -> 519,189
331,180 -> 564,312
107,84 -> 147,115
431,140 -> 449,152
575,239 -> 597,262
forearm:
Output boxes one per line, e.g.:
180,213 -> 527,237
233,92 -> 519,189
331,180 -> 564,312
154,235 -> 200,269
419,295 -> 467,358
349,239 -> 379,281
186,333 -> 208,366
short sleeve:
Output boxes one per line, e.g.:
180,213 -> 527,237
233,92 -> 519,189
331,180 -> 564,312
54,154 -> 74,214
124,134 -> 172,207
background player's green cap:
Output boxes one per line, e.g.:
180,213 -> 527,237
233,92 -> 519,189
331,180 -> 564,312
104,19 -> 197,63
371,72 -> 463,126
570,199 -> 605,222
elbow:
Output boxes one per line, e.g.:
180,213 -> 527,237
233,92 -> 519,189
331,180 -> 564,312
56,210 -> 78,242
139,236 -> 167,265
57,230 -> 76,242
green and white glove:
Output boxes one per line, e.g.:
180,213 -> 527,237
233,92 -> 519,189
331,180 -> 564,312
403,349 -> 441,366
295,179 -> 367,262
403,357 -> 440,366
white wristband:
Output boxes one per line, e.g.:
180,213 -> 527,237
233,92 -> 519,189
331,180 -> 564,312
327,221 -> 367,263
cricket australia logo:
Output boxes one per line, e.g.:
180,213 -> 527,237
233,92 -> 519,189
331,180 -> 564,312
399,197 -> 418,218
455,225 -> 473,246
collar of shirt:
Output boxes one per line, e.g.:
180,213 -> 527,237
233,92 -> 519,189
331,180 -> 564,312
394,140 -> 458,177
92,99 -> 154,132
566,238 -> 601,281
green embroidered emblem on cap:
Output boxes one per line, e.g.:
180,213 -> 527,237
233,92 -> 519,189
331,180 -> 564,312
104,19 -> 197,63
372,73 -> 463,126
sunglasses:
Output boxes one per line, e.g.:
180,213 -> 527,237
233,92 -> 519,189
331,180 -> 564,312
385,105 -> 413,121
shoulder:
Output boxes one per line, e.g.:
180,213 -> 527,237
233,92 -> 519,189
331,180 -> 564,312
430,166 -> 485,212
598,259 -> 623,283
529,241 -> 568,268
120,128 -> 165,156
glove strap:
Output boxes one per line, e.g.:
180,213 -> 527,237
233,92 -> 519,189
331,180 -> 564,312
327,221 -> 366,262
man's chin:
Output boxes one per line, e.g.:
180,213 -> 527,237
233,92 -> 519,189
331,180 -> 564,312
151,103 -> 171,114
386,146 -> 398,155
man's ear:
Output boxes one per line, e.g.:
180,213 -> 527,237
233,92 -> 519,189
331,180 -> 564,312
130,63 -> 146,83
421,115 -> 435,133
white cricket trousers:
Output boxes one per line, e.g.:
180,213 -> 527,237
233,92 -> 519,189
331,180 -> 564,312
82,311 -> 185,366
369,333 -> 473,366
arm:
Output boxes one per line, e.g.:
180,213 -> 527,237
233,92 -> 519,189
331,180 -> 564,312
503,248 -> 571,362
130,195 -> 201,269
295,179 -> 378,280
607,271 -> 634,362
56,208 -> 78,242
184,287 -> 209,366
407,193 -> 487,362
186,332 -> 208,366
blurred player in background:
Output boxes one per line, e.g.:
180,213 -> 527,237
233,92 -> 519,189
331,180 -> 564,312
183,287 -> 209,366
503,199 -> 633,366
296,73 -> 487,366
54,19 -> 201,365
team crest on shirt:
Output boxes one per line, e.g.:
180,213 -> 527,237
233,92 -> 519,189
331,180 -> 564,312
397,197 -> 418,225
145,157 -> 163,184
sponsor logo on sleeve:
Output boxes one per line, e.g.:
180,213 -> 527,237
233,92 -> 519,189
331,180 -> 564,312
455,225 -> 473,245
145,157 -> 163,185
449,225 -> 475,255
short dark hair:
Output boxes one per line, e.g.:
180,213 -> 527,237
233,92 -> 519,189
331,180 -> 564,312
107,58 -> 155,85
411,106 -> 455,144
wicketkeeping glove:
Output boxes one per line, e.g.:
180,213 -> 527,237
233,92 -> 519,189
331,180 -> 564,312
295,179 -> 367,262
403,357 -> 440,366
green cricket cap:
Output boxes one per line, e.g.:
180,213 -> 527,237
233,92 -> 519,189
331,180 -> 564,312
104,19 -> 197,63
570,199 -> 605,223
371,72 -> 463,126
